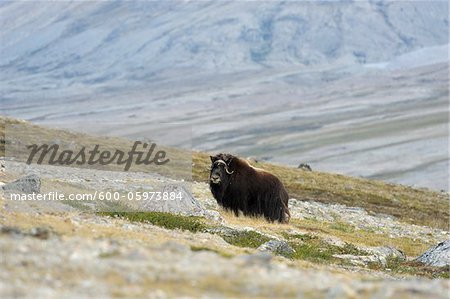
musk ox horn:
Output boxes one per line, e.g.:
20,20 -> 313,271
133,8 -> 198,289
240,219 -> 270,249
215,159 -> 235,175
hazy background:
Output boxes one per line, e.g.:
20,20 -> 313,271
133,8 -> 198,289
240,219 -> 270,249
1,0 -> 448,190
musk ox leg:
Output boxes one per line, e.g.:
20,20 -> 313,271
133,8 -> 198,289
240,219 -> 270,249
277,205 -> 289,224
280,192 -> 290,223
251,189 -> 290,223
260,192 -> 286,223
280,206 -> 290,224
285,208 -> 291,223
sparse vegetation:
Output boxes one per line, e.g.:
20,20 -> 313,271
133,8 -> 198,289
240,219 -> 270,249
368,256 -> 450,279
218,230 -> 271,249
100,211 -> 206,233
289,218 -> 429,257
330,222 -> 356,233
287,235 -> 369,263
282,232 -> 317,241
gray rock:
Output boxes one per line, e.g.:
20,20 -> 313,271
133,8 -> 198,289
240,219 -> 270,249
202,210 -> 224,222
236,251 -> 273,267
333,254 -> 380,267
364,246 -> 406,266
2,174 -> 40,193
29,227 -> 51,240
205,226 -> 240,237
334,246 -> 405,267
1,225 -> 23,236
155,185 -> 224,222
1,225 -> 52,240
258,240 -> 295,257
298,163 -> 312,171
141,184 -> 205,216
416,240 -> 450,267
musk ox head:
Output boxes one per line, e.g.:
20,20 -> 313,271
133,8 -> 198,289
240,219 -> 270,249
209,153 -> 235,185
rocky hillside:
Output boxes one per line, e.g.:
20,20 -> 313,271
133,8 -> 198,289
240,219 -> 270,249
1,117 -> 449,298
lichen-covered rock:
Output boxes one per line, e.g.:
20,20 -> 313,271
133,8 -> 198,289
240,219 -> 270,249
258,240 -> 295,257
364,246 -> 406,266
141,184 -> 223,222
334,246 -> 405,267
298,163 -> 312,171
416,240 -> 450,267
140,184 -> 203,215
2,174 -> 40,193
1,225 -> 52,240
333,254 -> 380,267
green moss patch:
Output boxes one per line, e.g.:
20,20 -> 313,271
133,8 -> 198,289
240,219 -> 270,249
100,211 -> 206,233
288,237 -> 369,263
219,230 -> 271,248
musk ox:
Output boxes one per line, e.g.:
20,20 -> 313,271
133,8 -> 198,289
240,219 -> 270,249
209,153 -> 290,223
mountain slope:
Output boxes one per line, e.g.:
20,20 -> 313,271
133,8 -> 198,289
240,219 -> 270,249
0,1 -> 448,190
0,1 -> 448,91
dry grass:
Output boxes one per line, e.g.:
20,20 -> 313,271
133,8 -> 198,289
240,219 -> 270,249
289,218 -> 430,257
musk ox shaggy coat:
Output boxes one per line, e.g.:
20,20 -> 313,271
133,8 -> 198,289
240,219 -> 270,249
209,153 -> 290,223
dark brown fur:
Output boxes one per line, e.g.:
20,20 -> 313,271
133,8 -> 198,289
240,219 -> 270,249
209,153 -> 290,223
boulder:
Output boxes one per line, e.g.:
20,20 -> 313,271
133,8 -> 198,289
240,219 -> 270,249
2,174 -> 40,193
298,163 -> 312,171
334,246 -> 405,267
141,184 -> 223,222
258,240 -> 295,257
416,240 -> 450,267
365,246 -> 406,266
